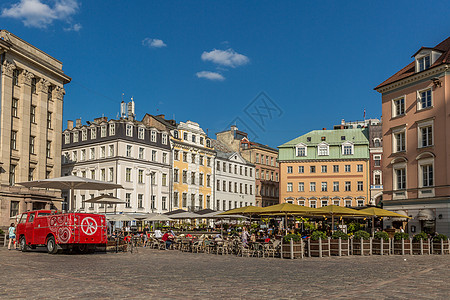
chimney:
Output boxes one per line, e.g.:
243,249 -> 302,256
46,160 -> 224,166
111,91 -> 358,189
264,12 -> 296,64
75,118 -> 82,127
67,120 -> 73,130
322,128 -> 326,130
231,125 -> 238,131
94,116 -> 108,123
120,101 -> 127,118
156,114 -> 165,119
127,98 -> 135,121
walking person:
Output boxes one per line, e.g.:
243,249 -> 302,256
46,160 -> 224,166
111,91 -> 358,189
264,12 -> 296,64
143,225 -> 150,247
8,223 -> 17,250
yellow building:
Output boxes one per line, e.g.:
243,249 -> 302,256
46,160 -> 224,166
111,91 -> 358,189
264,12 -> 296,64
278,129 -> 370,208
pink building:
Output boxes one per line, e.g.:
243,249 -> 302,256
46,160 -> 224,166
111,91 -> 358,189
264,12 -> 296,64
375,37 -> 450,236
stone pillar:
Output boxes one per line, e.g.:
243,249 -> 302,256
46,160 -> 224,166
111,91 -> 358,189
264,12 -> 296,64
18,70 -> 34,182
35,79 -> 50,179
52,86 -> 64,178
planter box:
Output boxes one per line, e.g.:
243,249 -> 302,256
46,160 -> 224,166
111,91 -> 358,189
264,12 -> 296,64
412,240 -> 431,255
393,239 -> 412,255
308,238 -> 331,257
372,239 -> 390,255
330,238 -> 350,256
281,240 -> 304,259
431,239 -> 450,255
351,238 -> 371,256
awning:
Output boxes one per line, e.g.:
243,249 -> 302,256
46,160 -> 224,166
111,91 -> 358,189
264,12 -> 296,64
417,208 -> 435,221
390,209 -> 408,221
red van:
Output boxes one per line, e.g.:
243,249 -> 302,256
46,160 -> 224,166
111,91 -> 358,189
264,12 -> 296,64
16,210 -> 107,254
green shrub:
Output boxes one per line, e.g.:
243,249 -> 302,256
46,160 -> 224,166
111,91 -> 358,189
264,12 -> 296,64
353,230 -> 370,240
374,231 -> 389,241
310,231 -> 327,241
283,234 -> 301,243
0,228 -> 4,235
394,232 -> 410,241
331,230 -> 348,240
413,232 -> 428,242
347,222 -> 362,234
433,234 -> 448,242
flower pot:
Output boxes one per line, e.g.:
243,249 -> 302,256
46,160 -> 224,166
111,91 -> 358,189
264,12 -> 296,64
371,239 -> 390,255
330,238 -> 350,256
351,238 -> 371,255
308,238 -> 330,257
393,239 -> 411,255
412,240 -> 430,255
431,239 -> 450,255
281,240 -> 304,259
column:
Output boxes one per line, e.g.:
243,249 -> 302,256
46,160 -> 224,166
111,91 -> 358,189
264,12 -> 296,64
18,70 -> 34,182
35,79 -> 49,179
0,59 -> 15,183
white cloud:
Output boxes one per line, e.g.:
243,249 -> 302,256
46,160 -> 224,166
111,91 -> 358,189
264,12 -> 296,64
201,48 -> 249,68
196,71 -> 225,81
64,23 -> 81,32
142,38 -> 167,48
1,0 -> 80,28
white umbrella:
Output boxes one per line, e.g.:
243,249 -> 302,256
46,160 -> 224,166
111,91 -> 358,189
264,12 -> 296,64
83,194 -> 127,214
18,175 -> 123,212
169,212 -> 201,219
143,214 -> 173,222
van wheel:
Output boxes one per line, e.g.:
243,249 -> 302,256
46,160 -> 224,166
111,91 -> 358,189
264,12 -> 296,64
46,236 -> 58,254
20,237 -> 28,252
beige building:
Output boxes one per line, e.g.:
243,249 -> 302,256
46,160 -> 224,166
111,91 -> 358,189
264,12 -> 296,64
0,30 -> 71,228
375,36 -> 450,236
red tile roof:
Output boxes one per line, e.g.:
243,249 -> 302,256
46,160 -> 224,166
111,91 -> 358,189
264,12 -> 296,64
375,36 -> 450,90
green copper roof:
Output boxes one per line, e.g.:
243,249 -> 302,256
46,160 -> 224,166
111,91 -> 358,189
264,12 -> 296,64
278,129 -> 369,161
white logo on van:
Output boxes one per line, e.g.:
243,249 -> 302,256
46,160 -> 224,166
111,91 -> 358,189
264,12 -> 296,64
81,217 -> 98,235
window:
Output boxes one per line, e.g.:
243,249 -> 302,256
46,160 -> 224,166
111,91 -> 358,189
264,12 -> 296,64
310,182 -> 316,192
342,143 -> 353,155
255,153 -> 259,163
183,152 -> 187,162
191,172 -> 196,185
321,165 -> 327,173
374,155 -> 381,167
234,182 -> 238,193
12,69 -> 19,85
151,195 -> 156,210
109,145 -> 114,157
81,129 -> 87,141
321,182 -> 327,192
418,89 -> 432,110
240,183 -> 243,194
321,136 -> 326,141
199,156 -> 204,166
46,141 -> 51,158
72,151 -> 77,161
199,137 -> 204,145
417,55 -> 430,72
333,199 -> 340,206
191,135 -> 196,143
126,124 -> 133,137
298,182 -> 304,192
393,97 -> 405,117
126,145 -> 132,157
9,164 -> 16,185
173,130 -> 179,139
261,170 -> 264,180
345,200 -> 352,207
162,174 -> 167,186
174,169 -> 179,182
250,185 -> 253,195
287,182 -> 293,192
421,164 -> 433,187
109,123 -> 115,136
101,169 -> 106,181
28,168 -> 34,181
90,147 -> 95,160
47,85 -> 53,100
374,173 -> 381,185
344,165 -> 351,172
207,174 -> 211,187
101,126 -> 107,137
419,124 -> 433,148
206,139 -> 211,148
321,200 -> 328,207
357,200 -> 364,207
345,181 -> 351,191
10,131 -> 17,150
222,181 -> 226,191
199,173 -> 203,186
229,164 -> 232,173
271,157 -> 274,166
357,164 -> 363,172
12,98 -> 18,117
182,170 -> 187,183
394,130 -> 406,152
240,166 -> 243,175
333,181 -> 339,192
31,77 -> 37,93
151,131 -> 156,142
206,195 -> 211,209
73,131 -> 79,143
173,192 -> 179,208
81,149 -> 86,160
82,171 -> 87,178
47,112 -> 52,129
374,139 -> 381,147
30,105 -> 36,123
152,150 -> 157,161
183,132 -> 188,140
126,168 -> 132,182
91,128 -> 97,139
138,147 -> 144,159
162,196 -> 167,210
250,168 -> 253,177
310,166 -> 316,173
357,181 -> 363,191
174,150 -> 179,161
234,165 -> 237,174
162,153 -> 167,164
318,144 -> 329,156
138,127 -> 144,139
10,201 -> 19,217
296,145 -> 307,157
138,194 -> 144,208
182,193 -> 187,208
207,157 -> 211,167
191,153 -> 196,164
286,166 -> 292,174
109,167 -> 114,181
298,166 -> 304,173
310,200 -> 316,208
90,169 -> 96,180
333,165 -> 339,173
229,182 -> 232,192
138,170 -> 144,183
125,193 -> 131,208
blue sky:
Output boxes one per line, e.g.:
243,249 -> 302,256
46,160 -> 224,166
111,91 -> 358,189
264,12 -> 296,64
2,1 -> 450,148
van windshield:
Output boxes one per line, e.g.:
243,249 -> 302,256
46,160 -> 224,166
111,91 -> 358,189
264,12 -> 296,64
37,212 -> 51,217
19,214 -> 27,224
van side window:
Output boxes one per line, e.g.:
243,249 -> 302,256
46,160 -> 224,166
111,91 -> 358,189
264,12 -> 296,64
28,214 -> 35,223
19,214 -> 27,223
37,212 -> 51,217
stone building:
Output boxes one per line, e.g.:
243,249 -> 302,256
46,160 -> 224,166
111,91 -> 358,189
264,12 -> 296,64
61,101 -> 172,214
0,30 -> 71,228
211,139 -> 255,211
216,126 -> 279,207
278,129 -> 370,208
375,36 -> 450,236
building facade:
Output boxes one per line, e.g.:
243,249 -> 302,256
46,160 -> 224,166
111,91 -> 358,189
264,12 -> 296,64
61,102 -> 172,214
375,36 -> 450,235
278,129 -> 370,208
216,126 -> 279,207
0,30 -> 71,228
212,140 -> 255,211
169,120 -> 215,211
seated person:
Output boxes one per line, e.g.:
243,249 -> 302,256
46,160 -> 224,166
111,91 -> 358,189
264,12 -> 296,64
161,231 -> 174,249
154,228 -> 163,239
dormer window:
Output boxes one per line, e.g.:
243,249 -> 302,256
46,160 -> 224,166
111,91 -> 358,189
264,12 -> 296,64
91,128 -> 97,140
126,124 -> 133,137
317,143 -> 329,156
173,130 -> 179,139
295,143 -> 307,157
138,127 -> 145,139
417,55 -> 430,72
306,137 -> 311,142
414,49 -> 442,73
342,141 -> 354,155
81,129 -> 87,141
151,130 -> 157,142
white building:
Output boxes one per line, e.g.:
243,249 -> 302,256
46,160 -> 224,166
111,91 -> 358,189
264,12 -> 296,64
212,140 -> 255,210
61,102 -> 172,214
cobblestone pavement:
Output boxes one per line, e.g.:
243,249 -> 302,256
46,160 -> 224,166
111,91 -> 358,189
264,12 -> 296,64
0,247 -> 449,299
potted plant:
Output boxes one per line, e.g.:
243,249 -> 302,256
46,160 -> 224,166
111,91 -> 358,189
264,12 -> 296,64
393,232 -> 411,255
432,234 -> 449,254
412,232 -> 430,255
281,234 -> 303,259
330,230 -> 349,256
352,230 -> 371,255
372,231 -> 390,255
308,231 -> 329,257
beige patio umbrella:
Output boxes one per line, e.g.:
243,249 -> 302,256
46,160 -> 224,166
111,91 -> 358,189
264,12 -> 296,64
260,203 -> 318,232
18,175 -> 123,212
83,194 -> 127,214
359,207 -> 411,236
311,205 -> 368,233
